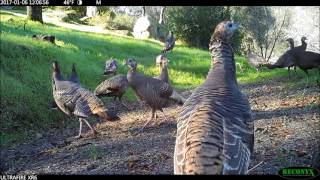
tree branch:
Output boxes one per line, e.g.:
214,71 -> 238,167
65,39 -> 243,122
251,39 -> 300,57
264,7 -> 270,59
267,10 -> 287,61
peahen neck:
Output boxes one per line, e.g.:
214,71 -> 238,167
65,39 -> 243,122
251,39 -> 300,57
207,39 -> 237,87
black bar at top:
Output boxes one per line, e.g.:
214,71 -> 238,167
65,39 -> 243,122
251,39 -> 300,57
1,0 -> 319,6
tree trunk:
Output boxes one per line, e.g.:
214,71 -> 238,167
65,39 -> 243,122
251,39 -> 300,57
159,6 -> 166,24
27,6 -> 43,23
142,6 -> 146,16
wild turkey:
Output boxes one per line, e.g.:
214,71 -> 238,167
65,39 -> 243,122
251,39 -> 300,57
246,44 -> 267,71
291,51 -> 320,79
266,49 -> 296,78
293,36 -> 307,52
52,61 -> 119,138
174,21 -> 254,174
162,31 -> 175,53
94,59 -> 131,110
288,36 -> 319,78
289,36 -> 307,72
266,36 -> 308,77
286,38 -> 297,75
154,54 -> 186,104
50,63 -> 80,110
125,58 -> 184,132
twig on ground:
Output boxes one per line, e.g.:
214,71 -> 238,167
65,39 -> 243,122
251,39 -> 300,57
247,161 -> 264,174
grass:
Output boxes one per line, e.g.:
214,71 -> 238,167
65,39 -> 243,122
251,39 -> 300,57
1,11 -> 319,148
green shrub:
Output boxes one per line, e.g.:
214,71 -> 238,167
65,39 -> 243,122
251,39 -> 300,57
61,10 -> 86,24
107,14 -> 135,31
86,11 -> 112,27
164,6 -> 235,49
55,6 -> 86,16
87,12 -> 135,31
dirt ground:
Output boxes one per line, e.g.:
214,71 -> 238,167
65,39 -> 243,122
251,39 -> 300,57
1,76 -> 319,175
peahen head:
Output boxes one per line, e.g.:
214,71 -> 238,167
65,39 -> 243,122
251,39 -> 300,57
211,21 -> 240,42
104,59 -> 118,75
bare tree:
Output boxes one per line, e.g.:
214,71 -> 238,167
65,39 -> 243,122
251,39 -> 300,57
266,9 -> 289,61
232,6 -> 291,61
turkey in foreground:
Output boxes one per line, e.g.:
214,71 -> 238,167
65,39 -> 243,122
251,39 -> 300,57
174,21 -> 254,175
52,61 -> 119,139
125,58 -> 182,133
94,59 -> 131,110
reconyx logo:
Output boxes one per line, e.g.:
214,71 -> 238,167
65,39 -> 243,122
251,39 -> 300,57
278,167 -> 320,179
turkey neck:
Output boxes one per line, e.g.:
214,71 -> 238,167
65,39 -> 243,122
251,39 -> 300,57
159,64 -> 169,83
301,39 -> 307,50
52,68 -> 63,81
208,40 -> 237,87
289,41 -> 294,49
127,66 -> 138,84
113,71 -> 117,76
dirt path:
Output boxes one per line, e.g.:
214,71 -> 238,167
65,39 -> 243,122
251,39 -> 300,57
1,77 -> 319,174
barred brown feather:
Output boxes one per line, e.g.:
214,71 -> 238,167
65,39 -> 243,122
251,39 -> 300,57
94,74 -> 129,99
